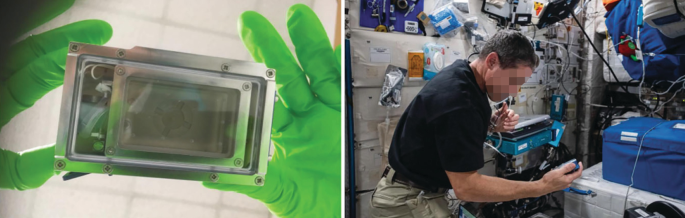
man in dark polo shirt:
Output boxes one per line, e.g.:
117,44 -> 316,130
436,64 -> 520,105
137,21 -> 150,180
370,30 -> 583,217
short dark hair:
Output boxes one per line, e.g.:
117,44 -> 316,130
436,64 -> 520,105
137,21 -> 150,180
478,30 -> 538,69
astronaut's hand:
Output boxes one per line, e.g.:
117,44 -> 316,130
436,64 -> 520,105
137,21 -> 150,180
539,161 -> 583,193
203,4 -> 341,218
491,102 -> 519,132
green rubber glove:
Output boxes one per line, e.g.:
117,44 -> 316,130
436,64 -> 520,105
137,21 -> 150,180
203,4 -> 342,218
0,0 -> 113,190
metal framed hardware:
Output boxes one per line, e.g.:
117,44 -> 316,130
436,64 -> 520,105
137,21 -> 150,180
55,43 -> 276,186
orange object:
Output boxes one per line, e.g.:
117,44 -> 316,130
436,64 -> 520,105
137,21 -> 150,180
534,2 -> 545,16
603,0 -> 622,12
408,51 -> 424,80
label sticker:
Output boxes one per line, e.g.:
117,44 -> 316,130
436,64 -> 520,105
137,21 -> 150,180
515,156 -> 524,166
519,93 -> 527,102
621,136 -> 637,142
405,21 -> 419,34
370,47 -> 391,63
554,97 -> 561,112
621,131 -> 638,137
674,123 -> 685,130
518,143 -> 528,151
438,17 -> 452,29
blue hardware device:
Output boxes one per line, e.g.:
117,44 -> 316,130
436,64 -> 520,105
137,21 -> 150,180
489,130 -> 552,155
550,94 -> 565,121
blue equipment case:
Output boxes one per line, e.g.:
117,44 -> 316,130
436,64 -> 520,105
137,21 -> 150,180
490,130 -> 552,155
602,117 -> 685,201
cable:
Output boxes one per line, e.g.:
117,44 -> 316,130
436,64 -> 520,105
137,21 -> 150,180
654,88 -> 684,115
557,23 -> 575,93
675,0 -> 685,19
638,21 -> 647,103
654,93 -> 661,116
569,10 -> 654,114
654,75 -> 685,95
468,52 -> 479,62
495,132 -> 502,149
84,64 -> 114,80
624,122 -> 663,212
484,141 -> 507,158
590,103 -> 641,109
82,64 -> 115,99
486,96 -> 512,157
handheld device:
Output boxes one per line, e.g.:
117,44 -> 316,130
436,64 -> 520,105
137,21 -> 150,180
556,158 -> 579,175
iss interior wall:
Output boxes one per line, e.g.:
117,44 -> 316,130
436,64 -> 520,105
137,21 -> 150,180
347,0 -> 584,215
0,1 -> 337,218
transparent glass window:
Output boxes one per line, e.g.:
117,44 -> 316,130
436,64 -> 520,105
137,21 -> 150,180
118,78 -> 240,158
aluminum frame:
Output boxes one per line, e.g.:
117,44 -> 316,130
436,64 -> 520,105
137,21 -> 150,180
54,43 -> 276,186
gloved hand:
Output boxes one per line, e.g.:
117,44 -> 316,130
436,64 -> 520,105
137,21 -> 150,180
203,4 -> 342,218
0,0 -> 113,190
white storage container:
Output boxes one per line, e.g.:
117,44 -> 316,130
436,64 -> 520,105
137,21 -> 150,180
564,162 -> 685,218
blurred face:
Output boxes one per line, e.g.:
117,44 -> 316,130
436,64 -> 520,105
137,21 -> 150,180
483,53 -> 534,102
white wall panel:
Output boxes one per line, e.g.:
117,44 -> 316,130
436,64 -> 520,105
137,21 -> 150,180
354,139 -> 384,191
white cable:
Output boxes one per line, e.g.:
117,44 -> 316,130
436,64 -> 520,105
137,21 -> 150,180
604,39 -> 630,55
569,50 -> 589,61
82,64 -> 115,98
486,96 -> 510,157
557,26 -> 576,91
531,39 -> 570,86
623,123 -> 661,212
638,23 -> 646,102
85,64 -> 114,80
654,75 -> 685,95
484,141 -> 507,158
652,86 -> 685,116
590,103 -> 639,109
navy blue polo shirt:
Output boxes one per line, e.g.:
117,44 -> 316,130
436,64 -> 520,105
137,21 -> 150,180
388,59 -> 492,189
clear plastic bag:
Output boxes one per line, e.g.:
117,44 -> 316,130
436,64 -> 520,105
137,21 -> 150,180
379,65 -> 407,108
428,3 -> 466,37
463,17 -> 489,42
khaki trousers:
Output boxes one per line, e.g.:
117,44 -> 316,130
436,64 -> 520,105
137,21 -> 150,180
369,171 -> 455,218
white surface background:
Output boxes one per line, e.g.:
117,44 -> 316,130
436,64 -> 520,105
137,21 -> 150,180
0,0 -> 338,218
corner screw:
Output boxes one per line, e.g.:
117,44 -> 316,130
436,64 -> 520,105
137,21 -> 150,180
221,63 -> 231,72
103,164 -> 113,174
116,67 -> 125,76
266,69 -> 275,78
242,82 -> 251,91
255,176 -> 264,186
234,159 -> 243,167
55,160 -> 66,170
116,49 -> 126,58
209,173 -> 219,182
69,44 -> 80,52
106,147 -> 116,155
